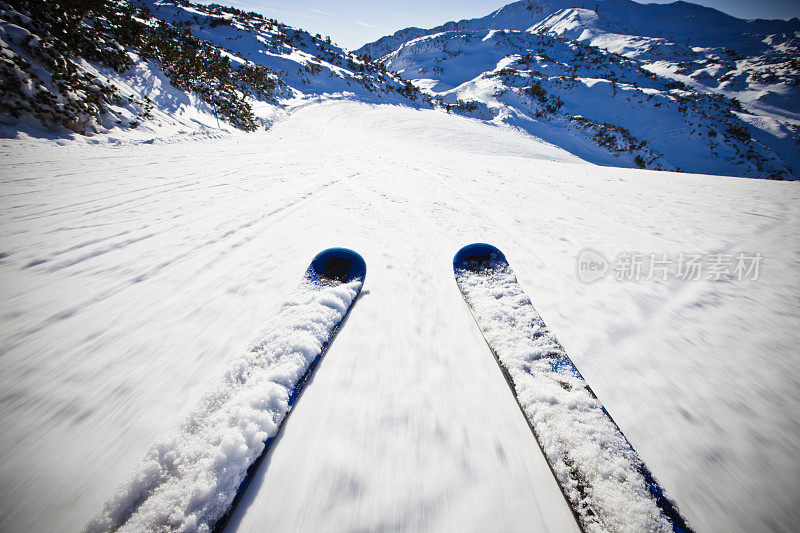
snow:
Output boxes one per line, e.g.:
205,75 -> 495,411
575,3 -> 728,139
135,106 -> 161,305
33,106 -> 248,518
359,0 -> 800,180
0,101 -> 799,532
455,256 -> 679,531
1,0 -> 426,144
85,278 -> 361,532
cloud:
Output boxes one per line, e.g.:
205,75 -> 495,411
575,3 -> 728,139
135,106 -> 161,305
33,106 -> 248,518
288,3 -> 330,16
356,20 -> 376,27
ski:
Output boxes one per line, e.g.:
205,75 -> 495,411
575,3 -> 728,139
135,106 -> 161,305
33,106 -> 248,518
88,248 -> 366,533
453,243 -> 691,533
211,247 -> 367,532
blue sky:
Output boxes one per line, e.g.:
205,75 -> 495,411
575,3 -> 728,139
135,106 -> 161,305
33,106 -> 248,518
196,0 -> 800,50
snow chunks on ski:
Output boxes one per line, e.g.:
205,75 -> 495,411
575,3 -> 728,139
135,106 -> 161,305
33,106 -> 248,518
453,243 -> 691,533
86,248 -> 365,533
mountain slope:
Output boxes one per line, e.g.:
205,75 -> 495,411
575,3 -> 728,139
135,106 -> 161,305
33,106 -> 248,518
364,0 -> 799,56
358,0 -> 800,179
1,101 -> 798,533
0,0 -> 426,139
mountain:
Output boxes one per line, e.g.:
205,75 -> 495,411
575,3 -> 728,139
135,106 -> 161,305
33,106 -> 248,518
2,0 -> 797,179
362,0 -> 800,56
0,0 -> 427,139
358,0 -> 800,179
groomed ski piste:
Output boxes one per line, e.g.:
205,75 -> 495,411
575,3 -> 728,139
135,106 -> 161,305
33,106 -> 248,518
1,101 -> 799,532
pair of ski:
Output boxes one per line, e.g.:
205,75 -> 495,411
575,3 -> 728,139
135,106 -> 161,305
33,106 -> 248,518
218,244 -> 691,532
124,245 -> 690,532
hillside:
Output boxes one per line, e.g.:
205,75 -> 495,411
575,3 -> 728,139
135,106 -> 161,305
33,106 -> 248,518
0,0 -> 426,139
3,0 -> 797,179
2,101 -> 798,532
358,0 -> 800,179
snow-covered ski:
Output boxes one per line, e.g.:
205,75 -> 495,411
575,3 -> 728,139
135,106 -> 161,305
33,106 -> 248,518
453,243 -> 691,533
87,248 -> 366,533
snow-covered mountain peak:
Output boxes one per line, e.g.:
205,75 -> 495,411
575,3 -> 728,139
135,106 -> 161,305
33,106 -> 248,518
479,0 -> 798,41
366,0 -> 799,59
358,0 -> 800,180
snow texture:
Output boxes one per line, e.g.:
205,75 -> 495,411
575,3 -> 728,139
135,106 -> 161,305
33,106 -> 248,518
85,277 -> 361,532
1,101 -> 798,533
456,261 -> 679,531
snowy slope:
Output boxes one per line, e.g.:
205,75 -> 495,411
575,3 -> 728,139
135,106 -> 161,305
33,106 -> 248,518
362,0 -> 799,56
358,0 -> 800,180
1,101 -> 798,532
0,0 -> 425,140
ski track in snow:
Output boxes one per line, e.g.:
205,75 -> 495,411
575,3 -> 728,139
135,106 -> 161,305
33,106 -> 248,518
0,101 -> 799,532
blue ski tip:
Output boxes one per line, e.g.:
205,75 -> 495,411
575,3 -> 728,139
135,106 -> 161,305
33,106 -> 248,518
307,247 -> 366,284
453,243 -> 508,272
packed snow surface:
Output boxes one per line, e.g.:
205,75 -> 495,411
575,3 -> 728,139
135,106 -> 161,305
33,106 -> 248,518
85,278 -> 360,532
456,259 -> 681,531
0,101 -> 799,532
